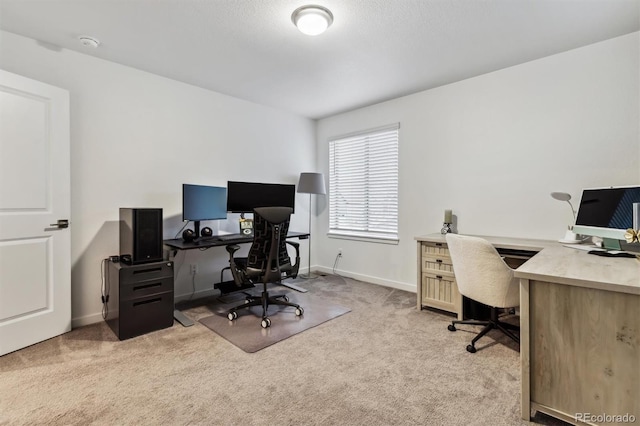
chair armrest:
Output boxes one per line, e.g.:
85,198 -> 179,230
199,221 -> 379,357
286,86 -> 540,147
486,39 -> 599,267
226,244 -> 241,255
286,240 -> 301,278
286,240 -> 300,252
225,244 -> 246,287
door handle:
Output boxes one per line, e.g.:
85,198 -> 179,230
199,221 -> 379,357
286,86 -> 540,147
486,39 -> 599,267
49,219 -> 69,229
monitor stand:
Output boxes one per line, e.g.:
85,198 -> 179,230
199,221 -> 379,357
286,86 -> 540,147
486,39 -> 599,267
602,238 -> 622,251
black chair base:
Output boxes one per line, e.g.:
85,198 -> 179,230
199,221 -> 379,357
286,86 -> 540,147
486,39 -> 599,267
227,284 -> 304,328
448,307 -> 519,353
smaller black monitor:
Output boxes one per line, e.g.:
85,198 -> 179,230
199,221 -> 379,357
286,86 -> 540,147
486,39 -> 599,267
182,184 -> 227,236
226,181 -> 296,213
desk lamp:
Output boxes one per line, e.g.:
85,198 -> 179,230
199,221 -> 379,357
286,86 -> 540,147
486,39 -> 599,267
297,172 -> 326,279
550,191 -> 580,242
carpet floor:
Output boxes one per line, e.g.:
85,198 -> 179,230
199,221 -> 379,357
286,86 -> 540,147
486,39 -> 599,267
0,274 -> 567,425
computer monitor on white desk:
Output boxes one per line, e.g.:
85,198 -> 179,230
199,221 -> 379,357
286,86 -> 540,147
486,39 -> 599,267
572,185 -> 640,250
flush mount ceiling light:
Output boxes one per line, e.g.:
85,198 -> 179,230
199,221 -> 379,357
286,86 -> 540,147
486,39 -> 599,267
78,36 -> 100,48
291,5 -> 333,36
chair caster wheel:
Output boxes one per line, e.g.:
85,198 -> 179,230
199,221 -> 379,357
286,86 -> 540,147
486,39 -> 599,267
282,295 -> 289,302
466,344 -> 477,353
261,318 -> 271,328
227,311 -> 238,321
448,324 -> 456,332
295,307 -> 304,316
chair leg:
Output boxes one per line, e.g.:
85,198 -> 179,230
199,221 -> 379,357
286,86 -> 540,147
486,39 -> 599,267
450,319 -> 490,329
227,287 -> 304,326
470,322 -> 495,348
449,306 -> 520,353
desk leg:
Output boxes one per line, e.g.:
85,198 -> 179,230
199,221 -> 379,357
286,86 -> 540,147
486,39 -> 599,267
520,278 -> 531,421
174,309 -> 194,327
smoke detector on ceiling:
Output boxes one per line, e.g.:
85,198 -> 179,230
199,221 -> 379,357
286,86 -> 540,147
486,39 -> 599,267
78,36 -> 100,48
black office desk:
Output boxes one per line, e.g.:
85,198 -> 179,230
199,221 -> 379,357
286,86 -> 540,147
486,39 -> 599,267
163,231 -> 309,251
164,231 -> 310,326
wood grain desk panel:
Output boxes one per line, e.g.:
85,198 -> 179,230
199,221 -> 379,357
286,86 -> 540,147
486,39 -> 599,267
516,247 -> 640,425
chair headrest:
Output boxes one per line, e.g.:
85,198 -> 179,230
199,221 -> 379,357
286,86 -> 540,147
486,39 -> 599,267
254,207 -> 293,225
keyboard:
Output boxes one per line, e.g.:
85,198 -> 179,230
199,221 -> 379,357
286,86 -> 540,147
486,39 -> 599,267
563,244 -> 601,251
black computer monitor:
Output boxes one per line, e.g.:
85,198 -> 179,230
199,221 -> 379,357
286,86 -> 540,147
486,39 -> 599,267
226,181 -> 295,213
182,184 -> 227,235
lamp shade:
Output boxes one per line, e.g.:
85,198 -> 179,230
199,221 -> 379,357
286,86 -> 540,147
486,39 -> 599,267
297,172 -> 326,195
550,192 -> 571,202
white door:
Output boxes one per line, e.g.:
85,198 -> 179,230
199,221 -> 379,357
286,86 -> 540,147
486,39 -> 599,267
0,70 -> 71,356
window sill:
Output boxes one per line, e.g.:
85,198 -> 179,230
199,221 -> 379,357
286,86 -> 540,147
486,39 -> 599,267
327,232 -> 399,245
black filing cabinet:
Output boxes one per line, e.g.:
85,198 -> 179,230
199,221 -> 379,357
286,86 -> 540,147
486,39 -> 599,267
106,260 -> 174,340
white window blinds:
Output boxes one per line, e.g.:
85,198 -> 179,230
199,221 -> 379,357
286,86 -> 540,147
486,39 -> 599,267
329,123 -> 399,242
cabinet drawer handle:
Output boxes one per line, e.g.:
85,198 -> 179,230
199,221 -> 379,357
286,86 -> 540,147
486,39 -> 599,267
133,267 -> 162,275
133,282 -> 162,292
435,243 -> 442,246
436,275 -> 443,279
133,297 -> 161,307
436,259 -> 443,263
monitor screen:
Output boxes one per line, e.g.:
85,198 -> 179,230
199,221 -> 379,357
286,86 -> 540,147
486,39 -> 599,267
573,185 -> 640,241
182,184 -> 227,222
226,181 -> 296,213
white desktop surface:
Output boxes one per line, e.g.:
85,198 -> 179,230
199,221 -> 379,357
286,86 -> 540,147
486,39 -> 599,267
415,233 -> 554,252
416,232 -> 640,294
515,244 -> 640,294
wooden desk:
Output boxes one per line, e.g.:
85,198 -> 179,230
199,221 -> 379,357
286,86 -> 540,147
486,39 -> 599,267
414,233 -> 554,318
516,246 -> 640,425
416,233 -> 640,425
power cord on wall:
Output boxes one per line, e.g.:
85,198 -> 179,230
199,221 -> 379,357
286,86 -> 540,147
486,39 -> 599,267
100,258 -> 110,320
174,221 -> 190,239
332,252 -> 343,276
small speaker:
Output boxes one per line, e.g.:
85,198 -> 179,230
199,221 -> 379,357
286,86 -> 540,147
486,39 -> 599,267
182,228 -> 196,242
120,208 -> 163,265
201,227 -> 213,237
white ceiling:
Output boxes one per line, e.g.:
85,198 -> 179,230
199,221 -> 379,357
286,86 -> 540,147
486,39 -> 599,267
1,0 -> 638,119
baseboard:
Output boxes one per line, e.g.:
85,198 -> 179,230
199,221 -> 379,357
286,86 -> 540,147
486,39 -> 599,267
72,313 -> 104,328
73,270 -> 416,329
314,266 -> 416,293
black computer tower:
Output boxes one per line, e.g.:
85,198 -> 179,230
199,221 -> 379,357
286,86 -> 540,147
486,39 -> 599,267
120,208 -> 163,265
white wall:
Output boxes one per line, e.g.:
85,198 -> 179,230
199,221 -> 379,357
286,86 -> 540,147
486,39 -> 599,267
0,31 -> 316,326
316,32 -> 640,291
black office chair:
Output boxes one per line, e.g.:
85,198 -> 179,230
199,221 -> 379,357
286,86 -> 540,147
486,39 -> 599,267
225,206 -> 303,328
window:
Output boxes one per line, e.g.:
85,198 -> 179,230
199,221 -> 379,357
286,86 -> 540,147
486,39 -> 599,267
328,123 -> 399,242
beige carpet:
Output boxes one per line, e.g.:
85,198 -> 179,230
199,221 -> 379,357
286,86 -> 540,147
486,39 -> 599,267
199,289 -> 350,352
0,274 -> 567,426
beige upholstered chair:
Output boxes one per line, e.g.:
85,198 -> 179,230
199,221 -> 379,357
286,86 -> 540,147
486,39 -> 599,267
445,234 -> 520,353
